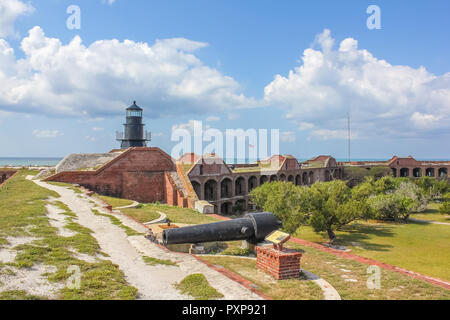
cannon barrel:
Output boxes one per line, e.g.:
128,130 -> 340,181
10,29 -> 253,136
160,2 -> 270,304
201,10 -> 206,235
162,212 -> 282,245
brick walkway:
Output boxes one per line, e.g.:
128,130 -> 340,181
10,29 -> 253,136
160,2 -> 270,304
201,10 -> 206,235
207,214 -> 450,290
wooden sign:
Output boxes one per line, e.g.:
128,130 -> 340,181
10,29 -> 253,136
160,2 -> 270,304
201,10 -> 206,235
265,230 -> 290,246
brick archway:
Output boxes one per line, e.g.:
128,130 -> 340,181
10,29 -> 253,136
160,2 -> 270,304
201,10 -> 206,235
248,176 -> 258,192
221,178 -> 233,198
204,179 -> 217,201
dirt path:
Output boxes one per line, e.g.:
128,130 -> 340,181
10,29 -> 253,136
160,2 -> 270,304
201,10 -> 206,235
408,217 -> 450,226
32,178 -> 262,300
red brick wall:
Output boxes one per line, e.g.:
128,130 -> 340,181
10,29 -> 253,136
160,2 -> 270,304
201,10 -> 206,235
256,246 -> 302,280
0,171 -> 17,187
46,148 -> 176,203
164,172 -> 177,206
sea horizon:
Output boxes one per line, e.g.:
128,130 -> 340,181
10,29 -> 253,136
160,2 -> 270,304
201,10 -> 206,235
1,156 -> 449,167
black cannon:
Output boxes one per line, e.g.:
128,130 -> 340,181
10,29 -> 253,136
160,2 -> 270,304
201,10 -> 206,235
162,212 -> 282,245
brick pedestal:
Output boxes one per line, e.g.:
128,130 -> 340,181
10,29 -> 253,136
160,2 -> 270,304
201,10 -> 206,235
256,246 -> 302,280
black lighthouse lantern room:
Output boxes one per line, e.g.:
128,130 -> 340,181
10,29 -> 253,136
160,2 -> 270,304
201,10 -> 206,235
116,101 -> 151,149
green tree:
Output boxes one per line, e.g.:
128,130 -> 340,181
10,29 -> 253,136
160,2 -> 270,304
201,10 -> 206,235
249,181 -> 307,233
439,201 -> 450,215
305,180 -> 370,242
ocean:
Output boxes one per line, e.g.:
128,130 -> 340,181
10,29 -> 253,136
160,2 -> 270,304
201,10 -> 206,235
0,158 -> 63,167
1,157 -> 448,167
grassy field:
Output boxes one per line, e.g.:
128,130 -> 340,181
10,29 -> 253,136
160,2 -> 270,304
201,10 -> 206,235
294,219 -> 450,281
174,273 -> 224,300
410,202 -> 450,223
122,203 -> 219,225
202,241 -> 450,300
285,242 -> 450,300
0,170 -> 138,300
200,255 -> 323,300
95,194 -> 135,208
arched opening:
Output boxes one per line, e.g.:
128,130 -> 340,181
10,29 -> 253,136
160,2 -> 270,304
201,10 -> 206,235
260,175 -> 268,185
309,171 -> 314,184
325,170 -> 330,182
302,172 -> 308,185
413,168 -> 422,178
204,180 -> 217,201
439,168 -> 448,178
392,168 -> 397,177
400,168 -> 409,177
233,199 -> 246,215
288,175 -> 294,183
279,174 -> 286,181
270,175 -> 278,182
221,202 -> 232,215
221,178 -> 233,199
191,181 -> 201,199
235,177 -> 246,196
248,176 -> 258,192
295,175 -> 301,186
426,168 -> 435,177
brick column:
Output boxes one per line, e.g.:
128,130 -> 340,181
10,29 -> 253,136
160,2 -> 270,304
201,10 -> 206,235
256,246 -> 302,280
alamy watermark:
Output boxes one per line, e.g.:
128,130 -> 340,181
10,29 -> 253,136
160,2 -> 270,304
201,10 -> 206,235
367,5 -> 381,30
66,265 -> 81,290
366,265 -> 381,289
67,5 -> 81,30
171,120 -> 280,164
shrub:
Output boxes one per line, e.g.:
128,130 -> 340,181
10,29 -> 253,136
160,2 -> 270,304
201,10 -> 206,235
249,181 -> 306,233
439,202 -> 450,215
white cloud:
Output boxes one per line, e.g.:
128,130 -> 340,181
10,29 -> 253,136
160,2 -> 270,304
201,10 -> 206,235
280,131 -> 296,143
102,0 -> 116,4
228,112 -> 239,120
310,129 -> 357,141
172,120 -> 210,136
32,129 -> 63,138
206,116 -> 220,122
264,29 -> 450,139
0,0 -> 34,38
0,27 -> 255,118
92,127 -> 104,131
410,112 -> 443,130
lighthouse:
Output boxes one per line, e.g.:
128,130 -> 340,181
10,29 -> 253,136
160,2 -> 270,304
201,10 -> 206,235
116,101 -> 151,149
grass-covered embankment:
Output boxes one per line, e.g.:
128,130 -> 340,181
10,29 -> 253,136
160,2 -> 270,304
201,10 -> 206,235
0,170 -> 138,300
122,203 -> 219,225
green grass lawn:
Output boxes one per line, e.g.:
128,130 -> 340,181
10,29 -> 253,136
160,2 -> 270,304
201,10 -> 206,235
285,242 -> 450,300
294,220 -> 450,281
410,202 -> 450,223
203,241 -> 450,300
122,204 -> 219,225
95,194 -> 135,208
200,256 -> 323,300
174,273 -> 224,300
0,170 -> 138,300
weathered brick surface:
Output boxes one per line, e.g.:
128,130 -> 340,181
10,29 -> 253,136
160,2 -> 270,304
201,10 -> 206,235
256,246 -> 302,280
0,170 -> 17,187
45,148 -> 185,204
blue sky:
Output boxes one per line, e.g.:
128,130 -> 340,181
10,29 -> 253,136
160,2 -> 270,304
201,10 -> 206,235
0,0 -> 449,160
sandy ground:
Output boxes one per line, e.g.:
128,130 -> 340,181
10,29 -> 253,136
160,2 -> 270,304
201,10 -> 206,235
0,235 -> 64,298
31,178 -> 262,300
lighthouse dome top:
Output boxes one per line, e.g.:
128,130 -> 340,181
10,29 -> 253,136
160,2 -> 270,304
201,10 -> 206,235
126,101 -> 143,111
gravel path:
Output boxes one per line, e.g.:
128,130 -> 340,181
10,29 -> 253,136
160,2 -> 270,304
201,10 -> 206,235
32,179 -> 262,300
408,218 -> 450,226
